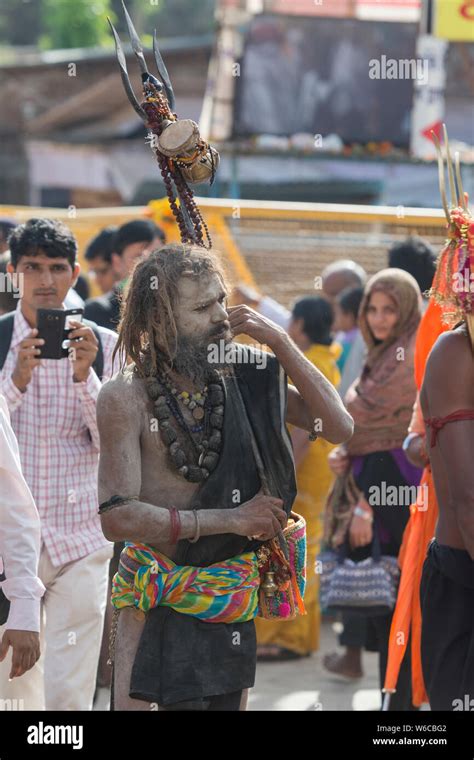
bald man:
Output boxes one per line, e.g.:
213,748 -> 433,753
234,260 -> 367,331
321,260 -> 367,303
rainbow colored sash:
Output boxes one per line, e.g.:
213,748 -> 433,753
111,543 -> 259,624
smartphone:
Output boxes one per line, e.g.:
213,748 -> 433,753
37,308 -> 84,359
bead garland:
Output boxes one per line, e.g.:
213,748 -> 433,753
145,371 -> 225,483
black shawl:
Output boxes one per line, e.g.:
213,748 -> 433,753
129,344 -> 296,706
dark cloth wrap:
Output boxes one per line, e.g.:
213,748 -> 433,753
129,344 -> 296,706
420,539 -> 474,711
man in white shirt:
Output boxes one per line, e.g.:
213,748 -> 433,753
0,218 -> 117,710
0,394 -> 45,680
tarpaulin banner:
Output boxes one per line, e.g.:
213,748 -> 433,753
271,0 -> 352,16
433,0 -> 474,41
270,0 -> 420,21
234,16 -> 417,145
356,0 -> 421,21
409,34 -> 448,159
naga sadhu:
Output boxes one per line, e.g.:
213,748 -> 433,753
98,3 -> 353,711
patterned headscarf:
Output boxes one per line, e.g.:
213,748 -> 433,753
324,268 -> 422,547
345,268 -> 422,456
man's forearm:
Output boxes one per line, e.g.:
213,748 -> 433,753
0,373 -> 26,413
272,332 -> 353,441
101,499 -> 237,544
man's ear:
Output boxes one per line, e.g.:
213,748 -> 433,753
6,262 -> 15,275
292,317 -> 304,336
71,262 -> 81,288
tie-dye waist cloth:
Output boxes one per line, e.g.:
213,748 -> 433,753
111,542 -> 260,623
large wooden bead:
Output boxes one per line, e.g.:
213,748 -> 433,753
170,449 -> 186,468
161,427 -> 177,445
146,380 -> 161,400
209,387 -> 224,405
208,432 -> 222,452
210,413 -> 223,429
202,452 -> 219,471
155,405 -> 169,421
187,465 -> 203,482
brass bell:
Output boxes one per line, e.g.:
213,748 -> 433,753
261,571 -> 278,598
180,148 -> 220,185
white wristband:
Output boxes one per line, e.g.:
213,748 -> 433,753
354,506 -> 373,523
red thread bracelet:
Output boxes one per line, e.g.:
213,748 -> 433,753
169,507 -> 181,544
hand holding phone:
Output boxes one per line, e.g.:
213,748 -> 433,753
11,329 -> 45,392
37,308 -> 84,360
67,320 -> 99,383
32,309 -> 98,384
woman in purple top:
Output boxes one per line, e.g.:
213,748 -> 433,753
324,268 -> 423,711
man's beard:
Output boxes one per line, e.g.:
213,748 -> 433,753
172,330 -> 234,386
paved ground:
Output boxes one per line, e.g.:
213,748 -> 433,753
249,619 -> 382,711
94,619 -> 384,712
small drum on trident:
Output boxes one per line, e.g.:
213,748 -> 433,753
158,119 -> 220,185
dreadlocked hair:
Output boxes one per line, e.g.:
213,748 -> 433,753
113,243 -> 228,378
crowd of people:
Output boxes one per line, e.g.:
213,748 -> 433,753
0,212 -> 472,713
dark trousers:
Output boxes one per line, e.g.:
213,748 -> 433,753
111,667 -> 242,711
159,690 -> 243,711
340,613 -> 367,648
420,540 -> 474,711
340,609 -> 414,710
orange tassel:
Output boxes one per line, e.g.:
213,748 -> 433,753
291,572 -> 306,615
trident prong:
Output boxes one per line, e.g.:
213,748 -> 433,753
153,30 -> 175,111
455,151 -> 468,212
432,130 -> 450,222
432,123 -> 468,222
108,17 -> 148,122
443,124 -> 457,210
109,2 -> 176,118
121,0 -> 150,79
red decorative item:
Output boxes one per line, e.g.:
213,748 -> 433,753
169,507 -> 181,545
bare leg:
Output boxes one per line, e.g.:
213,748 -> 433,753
97,584 -> 113,688
240,689 -> 249,711
113,608 -> 151,711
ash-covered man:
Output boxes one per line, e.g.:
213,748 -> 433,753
98,243 -> 353,711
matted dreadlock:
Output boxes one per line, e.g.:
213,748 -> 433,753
113,243 -> 229,378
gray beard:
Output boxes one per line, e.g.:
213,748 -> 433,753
172,333 -> 234,386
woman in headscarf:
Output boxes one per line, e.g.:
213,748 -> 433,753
324,268 -> 423,710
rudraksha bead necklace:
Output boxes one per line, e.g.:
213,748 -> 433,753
145,371 -> 225,483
